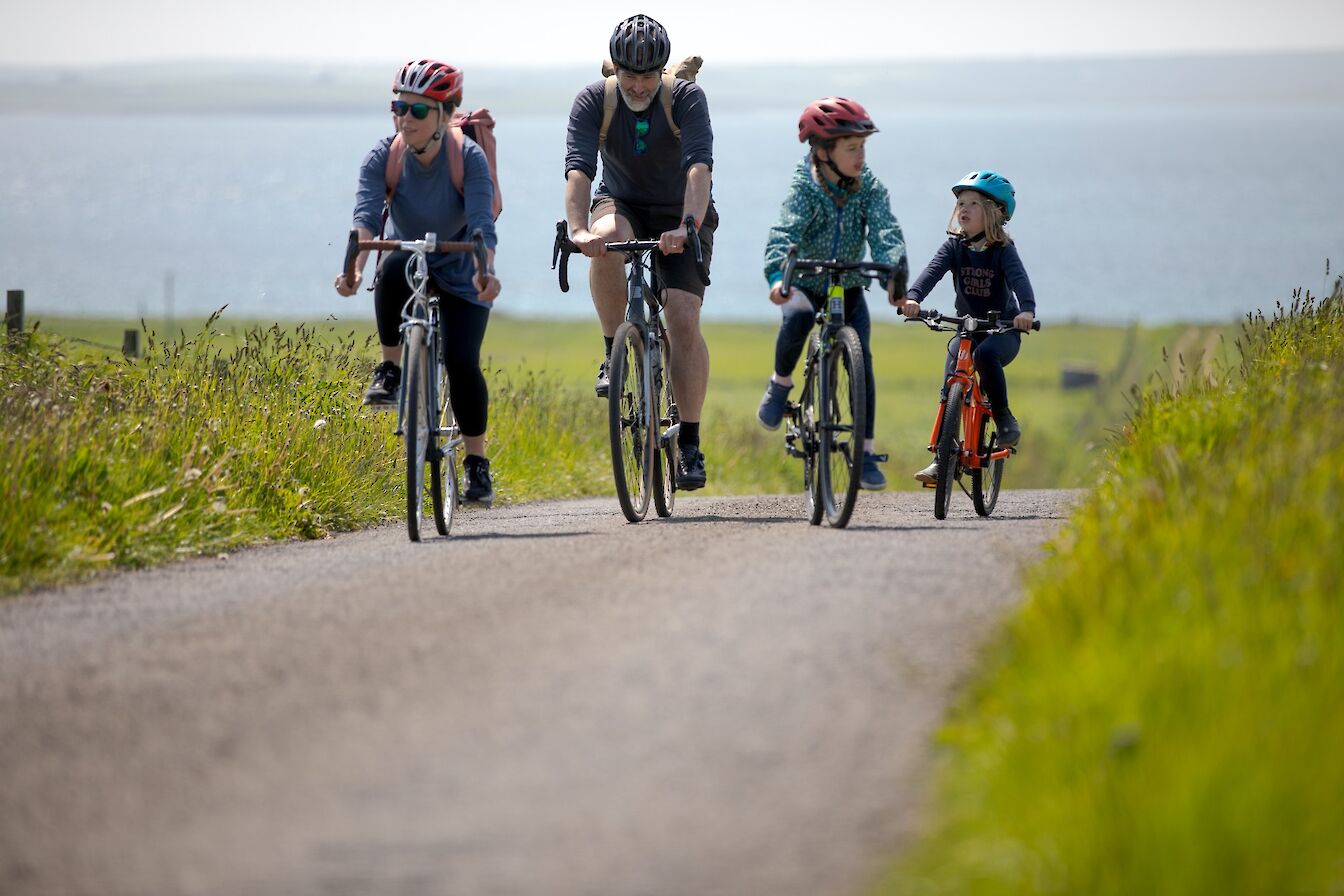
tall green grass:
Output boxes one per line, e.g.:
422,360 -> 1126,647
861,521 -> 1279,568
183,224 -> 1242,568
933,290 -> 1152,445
878,286 -> 1344,894
0,315 -> 611,594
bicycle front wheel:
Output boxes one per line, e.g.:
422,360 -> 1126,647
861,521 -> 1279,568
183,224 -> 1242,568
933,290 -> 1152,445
802,338 -> 823,526
934,382 -> 964,521
608,321 -> 652,522
971,411 -> 1004,517
403,327 -> 430,541
818,327 -> 867,528
651,333 -> 676,519
429,358 -> 458,535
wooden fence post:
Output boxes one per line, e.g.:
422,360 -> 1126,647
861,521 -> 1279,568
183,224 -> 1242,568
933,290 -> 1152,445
122,329 -> 141,358
5,290 -> 21,339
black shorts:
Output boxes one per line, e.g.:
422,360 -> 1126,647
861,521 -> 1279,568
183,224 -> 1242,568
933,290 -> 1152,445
590,197 -> 717,299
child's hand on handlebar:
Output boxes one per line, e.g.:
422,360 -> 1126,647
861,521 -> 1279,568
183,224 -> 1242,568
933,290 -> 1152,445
768,282 -> 795,305
896,297 -> 921,318
1013,311 -> 1036,331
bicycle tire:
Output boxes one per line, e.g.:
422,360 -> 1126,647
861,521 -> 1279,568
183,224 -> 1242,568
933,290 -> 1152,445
971,412 -> 1004,517
934,382 -> 964,521
404,327 -> 429,541
652,332 -> 676,518
429,357 -> 458,535
818,326 -> 866,528
802,340 -> 824,526
608,321 -> 651,522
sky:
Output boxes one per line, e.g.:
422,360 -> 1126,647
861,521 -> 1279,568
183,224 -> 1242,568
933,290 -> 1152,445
4,0 -> 1344,68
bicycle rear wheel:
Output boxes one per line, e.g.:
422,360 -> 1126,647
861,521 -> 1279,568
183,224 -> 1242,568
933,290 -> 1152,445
802,340 -> 824,526
651,332 -> 676,518
429,358 -> 459,536
971,412 -> 1004,517
608,321 -> 652,522
403,327 -> 430,541
934,382 -> 964,521
818,327 -> 867,528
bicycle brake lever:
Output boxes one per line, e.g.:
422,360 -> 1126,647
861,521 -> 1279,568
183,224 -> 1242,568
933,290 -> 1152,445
552,221 -> 572,293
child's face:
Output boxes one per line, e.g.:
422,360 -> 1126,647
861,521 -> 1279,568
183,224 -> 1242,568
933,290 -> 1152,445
955,193 -> 987,234
823,135 -> 867,179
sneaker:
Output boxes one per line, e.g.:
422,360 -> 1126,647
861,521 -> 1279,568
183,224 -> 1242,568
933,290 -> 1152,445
362,360 -> 400,409
860,452 -> 888,490
463,455 -> 495,506
914,461 -> 938,484
676,445 -> 707,491
756,379 -> 791,430
996,412 -> 1021,448
594,359 -> 610,398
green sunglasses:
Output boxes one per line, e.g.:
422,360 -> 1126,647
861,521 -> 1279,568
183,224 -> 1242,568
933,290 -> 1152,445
390,101 -> 436,120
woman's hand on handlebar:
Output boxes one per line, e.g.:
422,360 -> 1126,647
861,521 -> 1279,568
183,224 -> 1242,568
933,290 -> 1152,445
334,271 -> 362,297
569,227 -> 607,258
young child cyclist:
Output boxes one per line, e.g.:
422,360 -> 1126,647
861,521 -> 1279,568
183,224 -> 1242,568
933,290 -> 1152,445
759,97 -> 908,490
894,170 -> 1036,483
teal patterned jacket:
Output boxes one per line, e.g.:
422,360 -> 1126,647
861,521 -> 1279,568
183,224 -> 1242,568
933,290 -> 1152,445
763,156 -> 906,294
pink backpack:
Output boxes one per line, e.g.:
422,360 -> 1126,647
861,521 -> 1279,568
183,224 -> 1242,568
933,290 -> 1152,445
383,108 -> 503,225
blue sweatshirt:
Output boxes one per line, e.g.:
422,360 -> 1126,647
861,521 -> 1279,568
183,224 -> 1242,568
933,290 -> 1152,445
565,79 -> 714,214
352,134 -> 498,307
906,237 -> 1036,318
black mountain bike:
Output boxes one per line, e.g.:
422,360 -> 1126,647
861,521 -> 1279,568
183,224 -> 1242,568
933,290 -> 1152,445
552,219 -> 707,522
778,248 -> 903,528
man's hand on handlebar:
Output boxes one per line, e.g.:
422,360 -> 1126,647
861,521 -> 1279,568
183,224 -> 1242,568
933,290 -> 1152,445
658,222 -> 688,256
569,228 -> 607,258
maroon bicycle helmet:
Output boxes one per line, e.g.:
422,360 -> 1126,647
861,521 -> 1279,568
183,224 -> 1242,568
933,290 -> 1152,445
797,97 -> 878,143
393,59 -> 463,104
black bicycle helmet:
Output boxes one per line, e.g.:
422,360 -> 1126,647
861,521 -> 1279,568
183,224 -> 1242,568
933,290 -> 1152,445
609,14 -> 671,74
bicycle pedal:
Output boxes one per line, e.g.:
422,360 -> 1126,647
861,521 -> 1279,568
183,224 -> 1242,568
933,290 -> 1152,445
921,481 -> 936,489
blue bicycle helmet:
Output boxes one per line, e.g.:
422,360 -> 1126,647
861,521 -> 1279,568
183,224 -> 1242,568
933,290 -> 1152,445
952,170 -> 1016,221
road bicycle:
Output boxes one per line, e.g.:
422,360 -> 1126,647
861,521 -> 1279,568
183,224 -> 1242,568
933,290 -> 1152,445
551,219 -> 707,522
909,308 -> 1041,520
344,228 -> 488,541
777,249 -> 901,528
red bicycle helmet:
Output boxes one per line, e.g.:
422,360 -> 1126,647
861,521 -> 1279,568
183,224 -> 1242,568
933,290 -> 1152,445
797,97 -> 878,143
393,59 -> 463,103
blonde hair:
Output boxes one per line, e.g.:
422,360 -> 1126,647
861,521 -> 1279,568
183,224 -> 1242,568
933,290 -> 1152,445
946,192 -> 1011,246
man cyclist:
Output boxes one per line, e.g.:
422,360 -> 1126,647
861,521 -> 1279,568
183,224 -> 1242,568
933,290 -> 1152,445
563,13 -> 717,490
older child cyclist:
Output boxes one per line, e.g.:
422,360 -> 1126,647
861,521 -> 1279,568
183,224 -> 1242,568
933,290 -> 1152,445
760,97 -> 908,490
895,170 -> 1036,483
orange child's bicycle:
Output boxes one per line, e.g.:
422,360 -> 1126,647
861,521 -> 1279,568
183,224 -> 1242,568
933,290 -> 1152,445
909,308 -> 1041,520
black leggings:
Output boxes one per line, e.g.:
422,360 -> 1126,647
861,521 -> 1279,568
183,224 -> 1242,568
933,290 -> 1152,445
942,330 -> 1021,413
375,252 -> 491,437
773,286 -> 875,440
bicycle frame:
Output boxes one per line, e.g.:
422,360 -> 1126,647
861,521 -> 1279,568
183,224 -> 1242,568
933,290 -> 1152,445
927,326 -> 1011,475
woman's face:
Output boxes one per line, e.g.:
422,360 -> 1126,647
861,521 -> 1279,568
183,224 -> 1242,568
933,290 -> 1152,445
392,91 -> 442,141
955,192 -> 987,234
821,135 -> 867,179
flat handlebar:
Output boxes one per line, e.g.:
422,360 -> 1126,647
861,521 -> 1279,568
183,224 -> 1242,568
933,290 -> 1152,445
909,308 -> 1043,333
780,246 -> 908,297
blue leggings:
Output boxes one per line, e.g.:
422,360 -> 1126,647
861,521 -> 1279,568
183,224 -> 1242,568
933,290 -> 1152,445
943,330 -> 1020,413
774,287 -> 875,440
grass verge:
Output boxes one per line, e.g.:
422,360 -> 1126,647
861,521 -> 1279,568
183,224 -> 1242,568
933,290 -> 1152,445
875,286 -> 1344,895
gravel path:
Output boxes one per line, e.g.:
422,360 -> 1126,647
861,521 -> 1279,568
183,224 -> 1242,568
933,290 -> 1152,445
1,490 -> 1079,896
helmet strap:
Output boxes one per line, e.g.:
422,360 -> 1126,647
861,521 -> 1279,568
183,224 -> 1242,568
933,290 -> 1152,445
814,150 -> 856,194
411,106 -> 446,156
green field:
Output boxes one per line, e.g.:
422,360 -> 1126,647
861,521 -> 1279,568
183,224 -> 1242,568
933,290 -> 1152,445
28,309 -> 1235,492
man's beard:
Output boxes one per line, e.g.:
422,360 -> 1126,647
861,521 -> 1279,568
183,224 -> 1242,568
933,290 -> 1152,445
618,84 -> 655,113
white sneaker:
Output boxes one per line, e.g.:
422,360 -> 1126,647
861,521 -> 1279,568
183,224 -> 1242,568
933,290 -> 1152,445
914,461 -> 938,484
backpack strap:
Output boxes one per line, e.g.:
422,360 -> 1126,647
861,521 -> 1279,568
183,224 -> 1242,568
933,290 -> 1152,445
599,74 -> 680,149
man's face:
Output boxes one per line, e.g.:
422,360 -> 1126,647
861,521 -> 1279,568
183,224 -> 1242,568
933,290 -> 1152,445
616,69 -> 661,113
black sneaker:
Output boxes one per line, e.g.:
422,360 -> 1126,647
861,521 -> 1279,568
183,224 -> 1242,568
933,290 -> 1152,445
676,445 -> 707,491
463,455 -> 495,506
996,412 -> 1021,448
594,359 -> 610,398
362,360 -> 400,409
